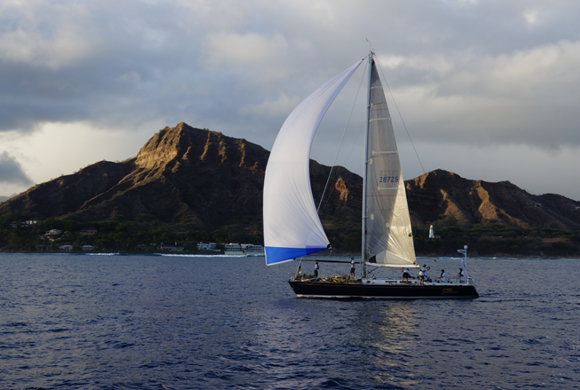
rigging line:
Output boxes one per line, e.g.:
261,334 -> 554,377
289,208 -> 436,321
317,59 -> 369,212
341,55 -> 373,169
344,122 -> 366,169
376,61 -> 426,175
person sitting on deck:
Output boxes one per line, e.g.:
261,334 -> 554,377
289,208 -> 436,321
401,267 -> 411,284
314,261 -> 319,278
440,269 -> 446,283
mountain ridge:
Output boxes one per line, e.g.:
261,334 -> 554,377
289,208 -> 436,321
1,123 -> 579,253
406,169 -> 580,231
0,124 -> 362,240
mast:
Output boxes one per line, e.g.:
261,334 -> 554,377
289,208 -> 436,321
361,51 -> 374,278
457,244 -> 469,283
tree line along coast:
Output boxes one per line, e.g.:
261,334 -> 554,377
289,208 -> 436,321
1,215 -> 578,257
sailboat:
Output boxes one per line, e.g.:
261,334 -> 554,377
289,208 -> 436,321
263,51 -> 478,299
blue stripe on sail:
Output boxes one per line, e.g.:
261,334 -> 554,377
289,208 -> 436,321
265,246 -> 327,265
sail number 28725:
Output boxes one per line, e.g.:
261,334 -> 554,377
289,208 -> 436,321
378,176 -> 399,183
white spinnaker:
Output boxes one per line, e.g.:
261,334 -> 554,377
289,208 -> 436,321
264,60 -> 363,265
365,60 -> 417,268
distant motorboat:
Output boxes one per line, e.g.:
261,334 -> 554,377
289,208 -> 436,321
224,243 -> 265,257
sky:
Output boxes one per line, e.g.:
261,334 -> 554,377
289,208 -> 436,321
1,0 -> 580,201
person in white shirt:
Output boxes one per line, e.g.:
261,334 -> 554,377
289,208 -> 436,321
458,268 -> 465,283
350,258 -> 355,277
419,264 -> 430,285
314,261 -> 319,278
402,267 -> 411,283
440,269 -> 446,282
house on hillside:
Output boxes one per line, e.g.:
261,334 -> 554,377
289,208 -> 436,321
46,229 -> 63,236
22,220 -> 41,227
160,244 -> 184,252
197,242 -> 216,250
59,244 -> 73,251
81,245 -> 94,252
78,227 -> 97,235
43,229 -> 63,242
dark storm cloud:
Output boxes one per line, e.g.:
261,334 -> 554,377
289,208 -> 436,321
0,152 -> 33,186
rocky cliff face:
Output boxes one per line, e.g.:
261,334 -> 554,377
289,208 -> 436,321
1,124 -> 579,235
0,123 -> 361,234
1,160 -> 134,220
406,169 -> 580,230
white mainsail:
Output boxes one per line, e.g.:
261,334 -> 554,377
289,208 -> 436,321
365,59 -> 417,268
263,60 -> 363,265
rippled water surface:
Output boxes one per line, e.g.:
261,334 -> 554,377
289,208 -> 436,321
1,254 -> 580,389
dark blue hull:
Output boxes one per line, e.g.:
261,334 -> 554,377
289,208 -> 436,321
289,279 -> 479,299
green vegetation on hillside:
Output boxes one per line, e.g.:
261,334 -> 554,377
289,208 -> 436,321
0,215 -> 219,253
1,213 -> 578,257
414,219 -> 580,257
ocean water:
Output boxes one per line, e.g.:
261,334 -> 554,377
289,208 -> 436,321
1,254 -> 579,390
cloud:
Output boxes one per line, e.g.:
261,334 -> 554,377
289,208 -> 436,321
239,93 -> 301,118
0,0 -> 580,199
0,1 -> 96,70
203,33 -> 289,69
524,9 -> 539,25
0,151 -> 34,186
370,39 -> 580,149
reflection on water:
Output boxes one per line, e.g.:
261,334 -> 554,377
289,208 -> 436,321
365,301 -> 418,353
356,301 -> 421,387
251,295 -> 422,388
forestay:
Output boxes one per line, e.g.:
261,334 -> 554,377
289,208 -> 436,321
365,60 -> 417,268
263,60 -> 363,265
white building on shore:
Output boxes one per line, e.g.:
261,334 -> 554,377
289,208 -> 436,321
197,242 -> 216,250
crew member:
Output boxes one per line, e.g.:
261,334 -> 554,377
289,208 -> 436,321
402,267 -> 411,283
419,264 -> 430,285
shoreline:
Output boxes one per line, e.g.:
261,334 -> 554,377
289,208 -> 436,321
0,250 -> 579,260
